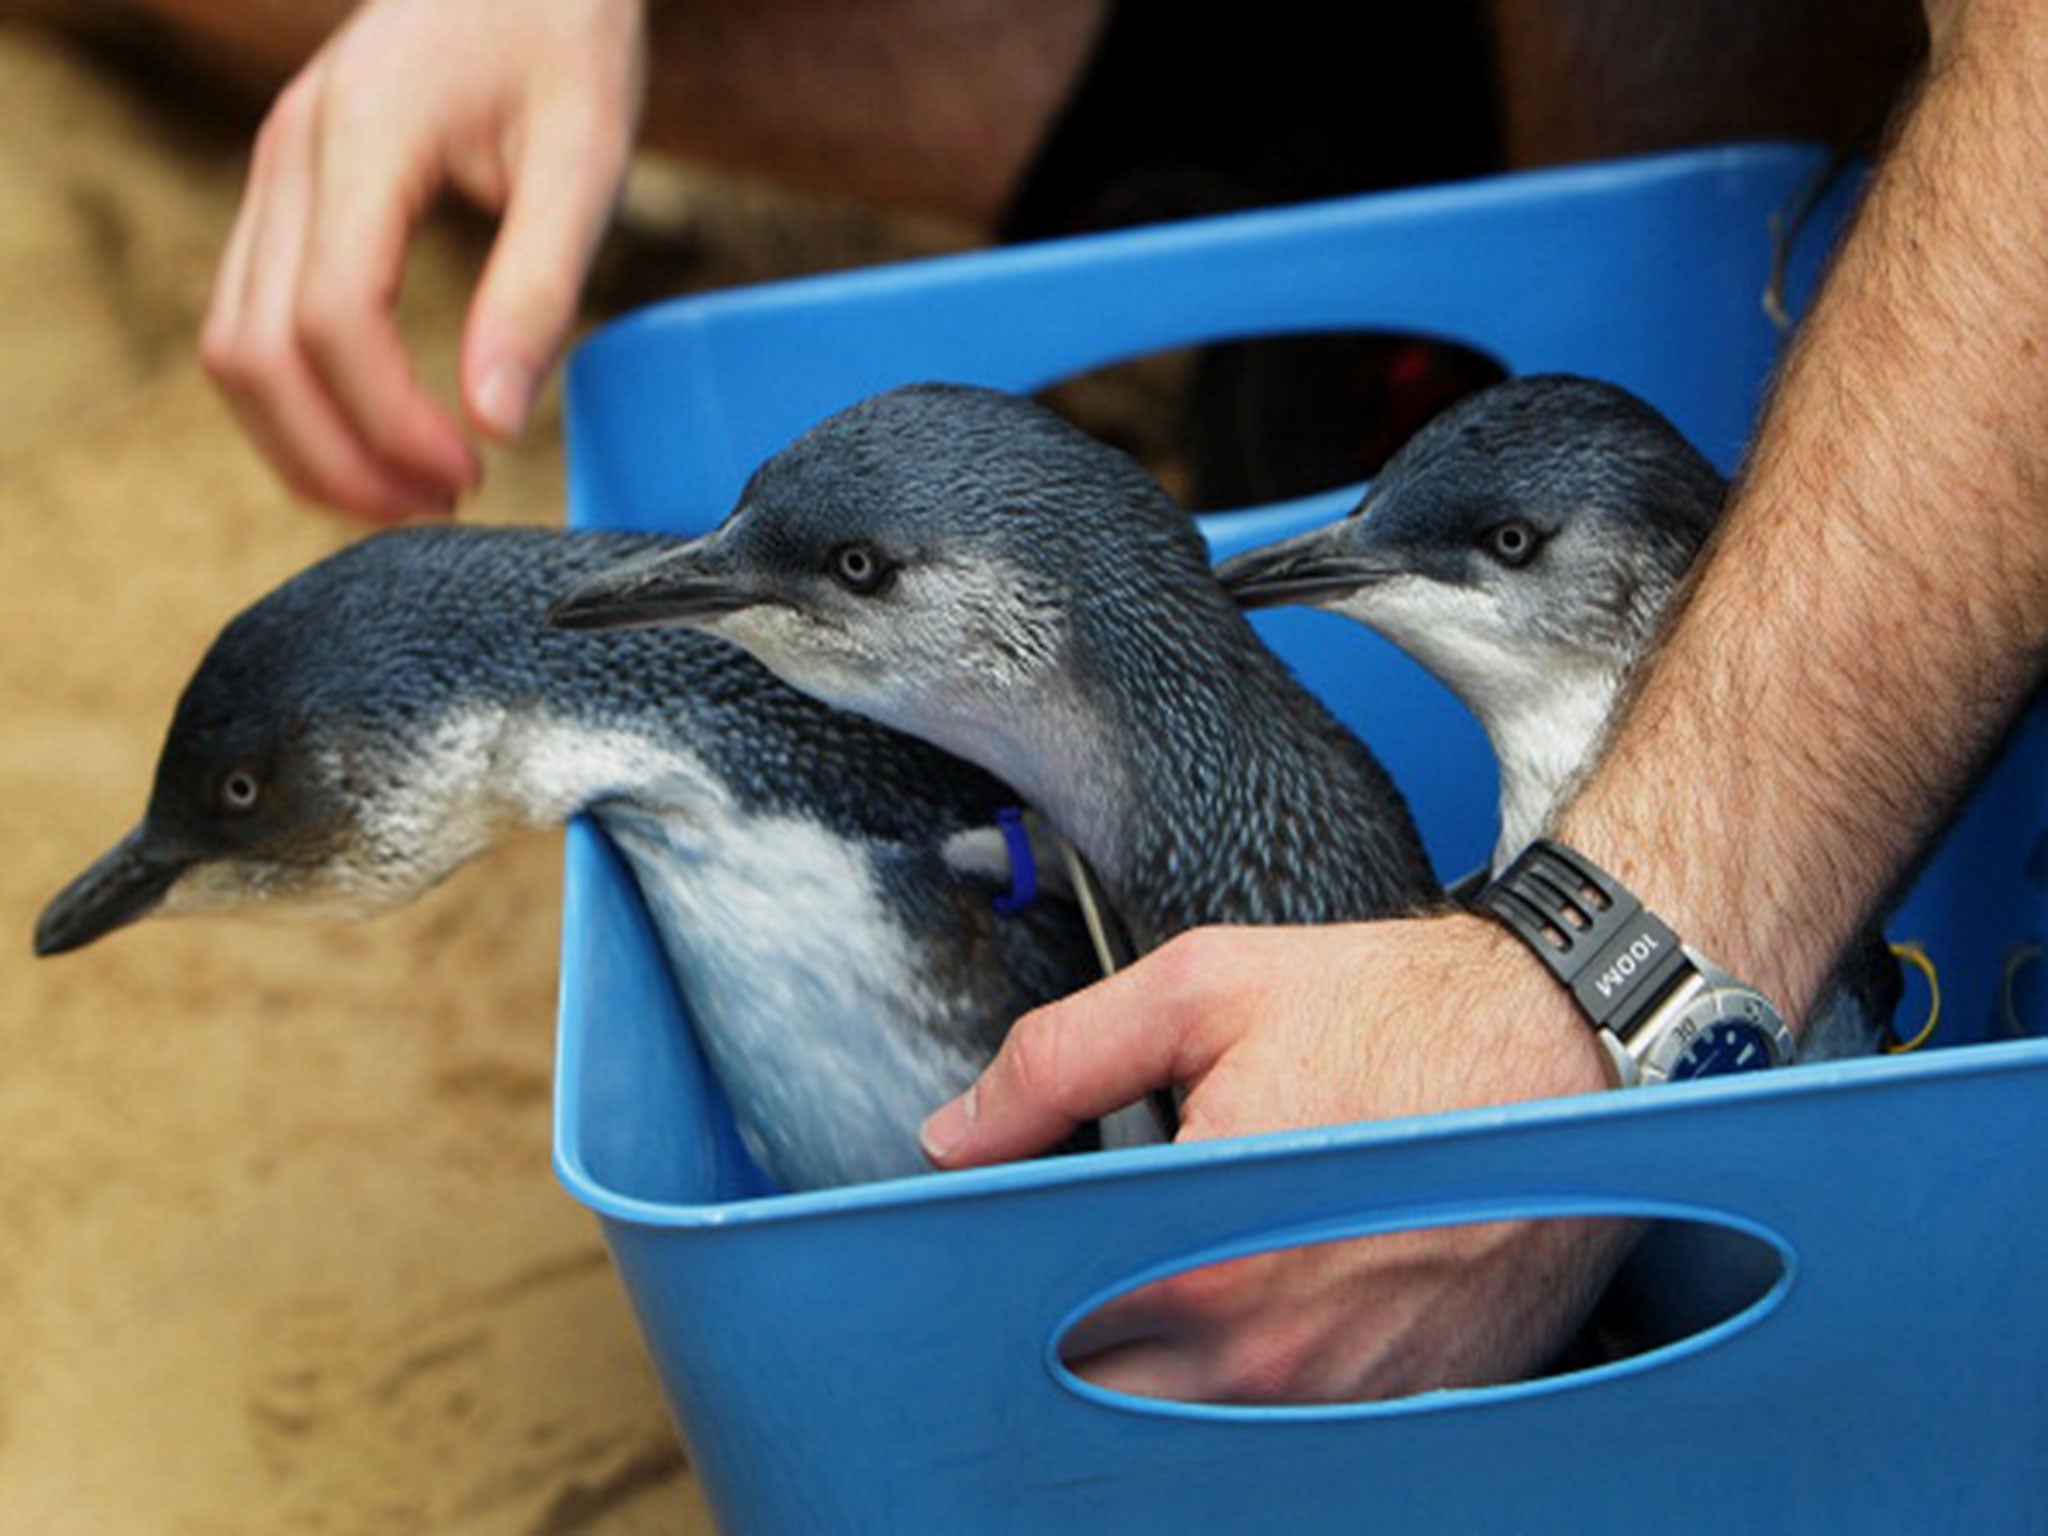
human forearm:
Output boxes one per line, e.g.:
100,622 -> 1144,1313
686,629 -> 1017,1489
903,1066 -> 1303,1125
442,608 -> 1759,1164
1555,0 -> 2048,1023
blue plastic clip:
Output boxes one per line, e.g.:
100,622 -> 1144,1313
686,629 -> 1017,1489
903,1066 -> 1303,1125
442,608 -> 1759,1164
990,807 -> 1037,915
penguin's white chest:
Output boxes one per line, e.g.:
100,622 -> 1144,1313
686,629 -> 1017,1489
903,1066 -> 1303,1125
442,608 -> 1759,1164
597,804 -> 983,1191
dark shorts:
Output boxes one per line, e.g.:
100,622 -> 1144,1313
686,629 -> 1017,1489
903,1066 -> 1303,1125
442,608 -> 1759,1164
1004,0 -> 1501,242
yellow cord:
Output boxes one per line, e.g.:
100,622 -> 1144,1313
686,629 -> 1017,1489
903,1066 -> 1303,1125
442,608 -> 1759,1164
1885,940 -> 1941,1053
2001,943 -> 2043,1038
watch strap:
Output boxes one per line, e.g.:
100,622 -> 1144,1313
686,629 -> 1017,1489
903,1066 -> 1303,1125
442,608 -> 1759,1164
1475,839 -> 1695,1036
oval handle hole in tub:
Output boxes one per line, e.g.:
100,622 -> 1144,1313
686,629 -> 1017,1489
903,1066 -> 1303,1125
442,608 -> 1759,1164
1049,1205 -> 1794,1419
1034,331 -> 1508,512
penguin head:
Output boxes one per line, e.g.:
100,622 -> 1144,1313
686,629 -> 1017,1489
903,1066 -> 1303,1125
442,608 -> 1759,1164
37,534 -> 534,956
551,383 -> 1214,755
1218,374 -> 1724,708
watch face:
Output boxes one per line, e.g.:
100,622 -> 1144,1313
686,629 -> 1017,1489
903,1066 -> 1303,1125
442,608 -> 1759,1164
1640,981 -> 1792,1084
1667,1019 -> 1779,1080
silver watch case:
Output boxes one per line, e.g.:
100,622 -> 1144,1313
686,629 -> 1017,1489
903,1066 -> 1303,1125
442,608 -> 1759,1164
1599,945 -> 1797,1087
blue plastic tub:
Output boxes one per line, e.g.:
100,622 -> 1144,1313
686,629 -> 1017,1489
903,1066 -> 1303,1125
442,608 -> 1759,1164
554,145 -> 2048,1533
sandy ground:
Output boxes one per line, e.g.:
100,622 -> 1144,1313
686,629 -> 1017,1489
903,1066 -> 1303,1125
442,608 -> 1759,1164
0,22 -> 963,1534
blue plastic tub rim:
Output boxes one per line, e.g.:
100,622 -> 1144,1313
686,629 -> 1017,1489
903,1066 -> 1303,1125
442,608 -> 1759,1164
551,979 -> 2048,1231
572,139 -> 1836,365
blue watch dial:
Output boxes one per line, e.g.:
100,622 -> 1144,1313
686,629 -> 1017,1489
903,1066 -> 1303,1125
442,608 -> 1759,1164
1668,1020 -> 1776,1080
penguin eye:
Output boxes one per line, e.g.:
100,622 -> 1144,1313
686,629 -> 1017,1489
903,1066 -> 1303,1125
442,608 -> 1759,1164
827,541 -> 893,595
1480,518 -> 1542,567
214,768 -> 263,818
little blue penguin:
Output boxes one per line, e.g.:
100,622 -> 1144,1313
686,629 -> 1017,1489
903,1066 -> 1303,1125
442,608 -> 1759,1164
548,383 -> 1442,955
34,525 -> 1136,1189
1215,373 -> 1899,1059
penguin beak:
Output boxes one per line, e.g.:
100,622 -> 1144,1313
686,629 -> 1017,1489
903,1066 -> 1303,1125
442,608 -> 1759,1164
1215,525 -> 1395,611
548,539 -> 762,631
34,826 -> 194,956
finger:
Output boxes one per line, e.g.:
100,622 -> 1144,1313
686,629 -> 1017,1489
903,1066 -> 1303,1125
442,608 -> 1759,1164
462,97 -> 633,439
217,370 -> 455,521
219,85 -> 456,518
255,116 -> 454,515
202,79 -> 314,474
200,124 -> 265,370
920,941 -> 1231,1167
295,80 -> 481,498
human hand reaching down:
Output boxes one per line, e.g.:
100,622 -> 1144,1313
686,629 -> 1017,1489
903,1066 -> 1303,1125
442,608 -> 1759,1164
921,913 -> 1634,1405
200,0 -> 647,519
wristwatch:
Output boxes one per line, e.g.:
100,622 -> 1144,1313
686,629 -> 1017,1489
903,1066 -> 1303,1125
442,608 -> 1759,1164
1472,838 -> 1796,1086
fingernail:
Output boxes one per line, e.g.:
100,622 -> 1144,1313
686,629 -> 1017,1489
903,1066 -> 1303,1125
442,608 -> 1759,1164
919,1084 -> 977,1165
474,362 -> 531,439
